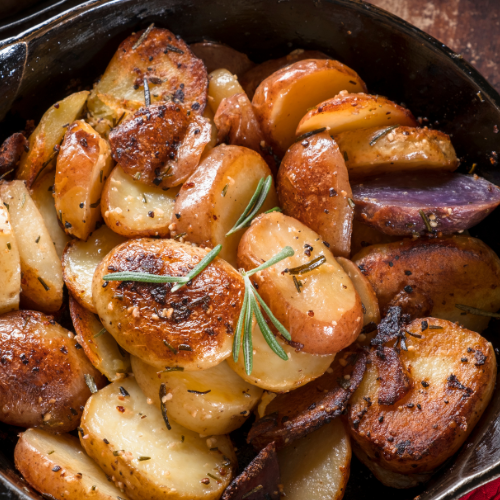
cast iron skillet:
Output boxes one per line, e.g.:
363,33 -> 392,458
1,1 -> 500,499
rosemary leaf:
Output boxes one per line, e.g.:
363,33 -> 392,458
245,246 -> 294,277
369,125 -> 399,146
132,23 -> 155,50
38,277 -> 50,291
187,389 -> 211,395
221,184 -> 228,197
103,271 -> 189,284
90,198 -> 101,208
242,485 -> 264,499
84,374 -> 98,394
455,304 -> 500,318
264,206 -> 282,214
144,77 -> 151,107
138,456 -> 151,461
294,127 -> 326,144
232,287 -> 249,363
94,328 -> 106,338
243,287 -> 254,375
0,169 -> 14,180
159,383 -> 171,430
286,255 -> 326,275
293,275 -> 302,293
347,198 -> 356,209
158,366 -> 184,373
163,340 -> 178,355
419,210 -> 433,232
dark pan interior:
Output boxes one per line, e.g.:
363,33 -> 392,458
0,1 -> 500,499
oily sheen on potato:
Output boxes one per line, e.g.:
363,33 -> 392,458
208,68 -> 246,114
0,200 -> 20,314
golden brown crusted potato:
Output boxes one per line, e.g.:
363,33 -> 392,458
80,378 -> 236,500
15,429 -> 130,500
190,42 -> 255,76
0,310 -> 105,432
278,131 -> 353,257
0,199 -> 20,314
252,59 -> 367,156
55,120 -> 114,240
92,238 -> 244,371
350,220 -> 401,257
296,92 -> 417,138
237,212 -> 363,354
101,165 -> 181,238
173,144 -> 278,267
353,236 -> 500,332
0,132 -> 27,177
208,68 -> 245,114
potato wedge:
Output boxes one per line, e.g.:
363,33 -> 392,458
0,200 -> 20,314
93,238 -> 244,371
350,220 -> 400,257
132,356 -> 262,435
55,120 -> 114,240
237,212 -> 363,354
278,419 -> 351,500
278,131 -> 353,257
173,145 -> 278,267
15,428 -> 130,500
353,236 -> 500,332
62,224 -> 126,313
70,296 -> 131,381
0,132 -> 27,177
296,92 -> 417,138
102,165 -> 181,238
80,378 -> 236,500
208,68 -> 246,114
17,91 -> 89,187
190,42 -> 255,76
0,310 -> 105,431
0,180 -> 63,312
253,60 -> 367,156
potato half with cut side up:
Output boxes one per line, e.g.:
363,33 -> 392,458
62,224 -> 126,313
0,200 -> 20,314
93,238 -> 244,371
237,212 -> 363,354
15,428 -> 130,500
102,165 -> 181,238
80,378 -> 236,500
0,181 -> 63,312
190,42 -> 255,77
278,131 -> 353,257
55,120 -> 114,240
252,59 -> 367,157
173,145 -> 278,267
208,68 -> 246,114
132,356 -> 262,435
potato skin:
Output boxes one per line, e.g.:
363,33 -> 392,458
190,42 -> 255,76
0,310 -> 105,432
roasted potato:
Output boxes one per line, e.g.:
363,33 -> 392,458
208,68 -> 246,114
353,236 -> 500,332
0,180 -> 63,312
17,91 -> 89,187
0,310 -> 105,431
62,224 -> 126,313
80,378 -> 236,500
173,145 -> 278,267
278,131 -> 353,257
350,220 -> 400,257
93,238 -> 244,371
0,132 -> 27,177
252,59 -> 367,156
102,165 -> 181,238
15,428 -> 130,500
132,356 -> 262,435
202,105 -> 219,159
237,212 -> 363,354
190,42 -> 255,76
0,199 -> 20,314
296,92 -> 417,138
70,296 -> 131,381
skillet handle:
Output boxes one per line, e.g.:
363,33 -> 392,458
0,41 -> 27,123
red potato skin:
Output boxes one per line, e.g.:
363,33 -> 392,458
0,132 -> 27,177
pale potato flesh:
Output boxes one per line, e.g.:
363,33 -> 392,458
132,356 -> 262,435
0,181 -> 63,312
62,224 -> 126,313
80,378 -> 236,500
208,68 -> 245,114
102,165 -> 181,238
15,428 -> 129,500
0,200 -> 20,314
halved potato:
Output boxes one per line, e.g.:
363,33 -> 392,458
55,120 -> 114,240
237,212 -> 363,354
190,42 -> 255,76
296,92 -> 417,138
62,224 -> 126,313
132,356 -> 262,435
278,419 -> 351,500
208,68 -> 245,114
0,181 -> 63,312
278,131 -> 353,257
80,378 -> 236,500
252,59 -> 367,156
17,91 -> 89,187
0,199 -> 20,314
70,296 -> 131,381
173,145 -> 278,267
15,428 -> 129,500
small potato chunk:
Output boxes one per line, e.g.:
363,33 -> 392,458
208,68 -> 245,114
0,200 -> 20,314
237,212 -> 363,354
278,419 -> 351,500
80,378 -> 236,500
336,126 -> 458,179
190,42 -> 255,76
0,132 -> 27,177
62,224 -> 126,313
132,356 -> 262,435
55,120 -> 114,240
278,131 -> 353,257
253,59 -> 367,156
15,429 -> 129,500
0,310 -> 105,431
353,236 -> 500,332
296,92 -> 417,138
174,145 -> 278,267
0,181 -> 63,312
93,238 -> 244,371
70,297 -> 131,381
17,91 -> 89,187
102,165 -> 181,238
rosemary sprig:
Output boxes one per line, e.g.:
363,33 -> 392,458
94,327 -> 106,338
419,210 -> 433,232
264,207 -> 282,214
132,23 -> 155,50
369,125 -> 399,146
144,77 -> 151,107
285,255 -> 326,275
159,383 -> 171,430
455,304 -> 500,318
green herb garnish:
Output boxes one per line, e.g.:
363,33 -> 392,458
138,456 -> 151,461
419,210 -> 433,232
221,184 -> 229,197
293,276 -> 303,293
35,235 -> 40,244
242,485 -> 264,499
455,304 -> 500,318
90,199 -> 101,209
159,366 -> 184,373
163,340 -> 178,354
264,206 -> 282,214
286,255 -> 326,275
6,242 -> 11,250
144,77 -> 151,107
114,112 -> 126,128
159,383 -> 171,430
94,328 -> 106,338
294,127 -> 326,144
369,125 -> 399,146
38,277 -> 50,291
132,23 -> 155,50
142,194 -> 147,203
347,198 -> 356,209
187,389 -> 211,395
207,473 -> 221,483
174,232 -> 187,240
84,374 -> 98,394
0,169 -> 14,180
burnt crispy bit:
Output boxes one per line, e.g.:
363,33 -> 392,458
371,306 -> 410,347
474,349 -> 487,366
0,132 -> 27,177
447,374 -> 472,397
373,347 -> 411,405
